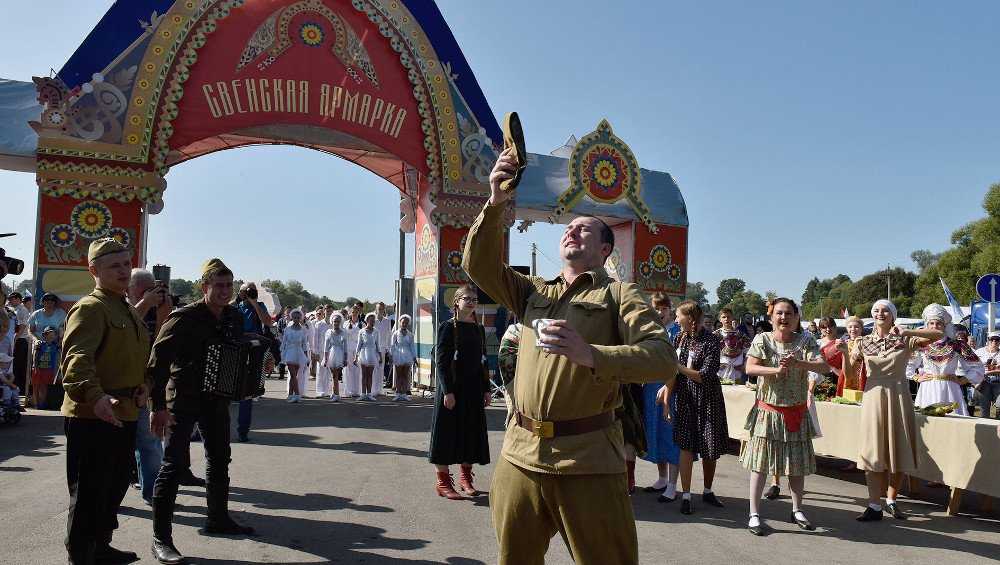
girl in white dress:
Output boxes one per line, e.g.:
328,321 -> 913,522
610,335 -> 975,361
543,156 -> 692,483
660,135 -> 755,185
323,314 -> 347,401
907,304 -> 984,416
390,315 -> 418,401
281,310 -> 310,402
343,305 -> 363,398
356,313 -> 382,401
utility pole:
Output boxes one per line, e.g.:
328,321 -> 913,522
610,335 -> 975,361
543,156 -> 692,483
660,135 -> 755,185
531,243 -> 537,276
886,264 -> 892,300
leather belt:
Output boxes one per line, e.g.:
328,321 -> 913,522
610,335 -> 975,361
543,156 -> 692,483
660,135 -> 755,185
515,411 -> 616,439
105,386 -> 139,398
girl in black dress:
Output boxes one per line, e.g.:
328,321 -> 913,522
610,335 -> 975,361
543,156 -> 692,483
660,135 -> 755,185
429,285 -> 492,499
665,300 -> 727,515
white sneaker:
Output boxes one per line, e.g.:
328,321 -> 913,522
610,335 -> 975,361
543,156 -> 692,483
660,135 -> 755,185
286,395 -> 295,403
402,394 -> 410,401
329,394 -> 340,402
293,394 -> 301,403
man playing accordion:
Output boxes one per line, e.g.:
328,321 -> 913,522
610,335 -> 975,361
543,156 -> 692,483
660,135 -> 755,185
148,258 -> 262,564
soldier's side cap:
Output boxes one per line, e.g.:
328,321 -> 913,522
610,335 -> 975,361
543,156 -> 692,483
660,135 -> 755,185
201,258 -> 230,279
87,237 -> 130,263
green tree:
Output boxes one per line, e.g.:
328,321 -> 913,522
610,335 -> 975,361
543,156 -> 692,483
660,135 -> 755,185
910,249 -> 941,273
722,290 -> 767,319
913,182 -> 1000,312
715,278 -> 746,309
684,282 -> 709,307
169,278 -> 202,304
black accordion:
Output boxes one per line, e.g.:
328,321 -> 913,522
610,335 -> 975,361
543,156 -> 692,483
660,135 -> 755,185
202,334 -> 271,400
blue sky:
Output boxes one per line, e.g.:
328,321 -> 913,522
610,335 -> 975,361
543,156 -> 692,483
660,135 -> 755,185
2,1 -> 998,303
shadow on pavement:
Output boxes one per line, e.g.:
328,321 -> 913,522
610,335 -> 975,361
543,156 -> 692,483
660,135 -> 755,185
120,503 -> 485,565
0,408 -> 62,466
630,489 -> 1000,560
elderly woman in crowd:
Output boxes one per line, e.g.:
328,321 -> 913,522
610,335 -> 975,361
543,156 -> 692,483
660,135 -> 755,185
742,298 -> 829,536
907,304 -> 983,416
842,300 -> 941,522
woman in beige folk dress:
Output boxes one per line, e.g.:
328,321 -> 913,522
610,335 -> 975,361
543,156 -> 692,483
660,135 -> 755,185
741,298 -> 831,536
840,299 -> 941,521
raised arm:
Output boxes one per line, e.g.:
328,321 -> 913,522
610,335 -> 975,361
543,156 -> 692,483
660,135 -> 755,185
462,201 -> 537,319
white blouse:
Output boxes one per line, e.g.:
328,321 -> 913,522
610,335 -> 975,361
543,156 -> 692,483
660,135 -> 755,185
324,329 -> 348,368
281,325 -> 310,358
390,330 -> 417,365
356,328 -> 382,366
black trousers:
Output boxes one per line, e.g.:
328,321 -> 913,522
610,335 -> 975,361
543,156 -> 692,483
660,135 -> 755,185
152,397 -> 232,541
65,417 -> 137,561
12,337 -> 29,391
383,352 -> 393,387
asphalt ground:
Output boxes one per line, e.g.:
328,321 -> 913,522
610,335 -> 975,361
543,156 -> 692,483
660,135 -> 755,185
1,379 -> 998,564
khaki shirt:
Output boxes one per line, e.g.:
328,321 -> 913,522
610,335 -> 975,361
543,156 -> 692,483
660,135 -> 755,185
61,288 -> 150,421
464,202 -> 678,474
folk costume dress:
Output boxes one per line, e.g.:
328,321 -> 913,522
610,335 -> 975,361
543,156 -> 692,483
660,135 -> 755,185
739,332 -> 821,477
641,380 -> 680,466
342,318 -> 363,397
673,329 -> 727,460
428,318 -> 490,466
717,328 -> 749,384
280,323 -> 310,395
390,329 -> 417,392
356,327 -> 383,395
856,333 -> 921,474
907,338 -> 983,416
323,329 -> 348,369
311,319 -> 332,396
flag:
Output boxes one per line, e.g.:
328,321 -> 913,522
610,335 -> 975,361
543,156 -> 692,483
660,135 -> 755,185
841,307 -> 850,318
939,277 -> 965,321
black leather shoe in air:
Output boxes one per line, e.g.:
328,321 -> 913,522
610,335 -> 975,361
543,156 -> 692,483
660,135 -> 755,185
702,492 -> 725,508
885,502 -> 907,520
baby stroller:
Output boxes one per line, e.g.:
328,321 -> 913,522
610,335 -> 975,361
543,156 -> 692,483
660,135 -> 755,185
0,383 -> 21,425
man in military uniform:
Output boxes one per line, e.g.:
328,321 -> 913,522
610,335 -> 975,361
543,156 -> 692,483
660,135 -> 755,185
148,259 -> 255,564
62,238 -> 150,565
463,148 -> 678,565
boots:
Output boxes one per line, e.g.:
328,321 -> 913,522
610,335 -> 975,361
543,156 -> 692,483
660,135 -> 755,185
626,460 -> 636,494
435,471 -> 463,500
458,465 -> 477,496
150,538 -> 184,564
67,540 -> 95,565
202,480 -> 255,536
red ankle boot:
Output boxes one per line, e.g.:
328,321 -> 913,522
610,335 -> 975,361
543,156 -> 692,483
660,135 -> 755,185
436,471 -> 463,500
458,465 -> 477,496
627,460 -> 636,494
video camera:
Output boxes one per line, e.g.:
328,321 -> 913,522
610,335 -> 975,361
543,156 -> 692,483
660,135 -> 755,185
151,263 -> 182,307
0,233 -> 24,279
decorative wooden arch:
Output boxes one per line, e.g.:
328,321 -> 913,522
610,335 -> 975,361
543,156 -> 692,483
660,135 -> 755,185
32,0 -> 510,386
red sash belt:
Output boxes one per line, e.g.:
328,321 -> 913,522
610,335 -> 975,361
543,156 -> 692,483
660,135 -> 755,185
755,399 -> 808,433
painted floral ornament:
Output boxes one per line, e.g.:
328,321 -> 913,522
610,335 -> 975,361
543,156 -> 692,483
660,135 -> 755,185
70,200 -> 113,238
49,224 -> 76,248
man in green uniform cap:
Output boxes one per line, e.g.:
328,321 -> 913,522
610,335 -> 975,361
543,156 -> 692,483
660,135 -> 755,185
148,258 -> 257,564
62,237 -> 151,565
464,148 -> 678,565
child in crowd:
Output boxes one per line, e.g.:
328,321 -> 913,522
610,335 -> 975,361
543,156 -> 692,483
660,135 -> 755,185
390,314 -> 417,401
323,314 -> 347,402
355,313 -> 382,401
31,326 -> 60,409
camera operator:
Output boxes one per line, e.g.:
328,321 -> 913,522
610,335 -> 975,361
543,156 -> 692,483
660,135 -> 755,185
234,282 -> 273,442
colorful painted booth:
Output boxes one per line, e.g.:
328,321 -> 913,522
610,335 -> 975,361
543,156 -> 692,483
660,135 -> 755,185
0,0 -> 688,389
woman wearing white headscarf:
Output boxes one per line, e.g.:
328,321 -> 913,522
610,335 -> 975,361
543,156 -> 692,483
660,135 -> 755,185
907,304 -> 984,416
841,299 -> 941,522
280,309 -> 311,403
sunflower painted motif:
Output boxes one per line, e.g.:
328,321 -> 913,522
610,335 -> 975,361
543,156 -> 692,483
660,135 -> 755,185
49,224 -> 76,248
649,245 -> 671,273
108,227 -> 131,248
70,201 -> 113,238
299,22 -> 324,46
638,261 -> 653,279
667,264 -> 682,281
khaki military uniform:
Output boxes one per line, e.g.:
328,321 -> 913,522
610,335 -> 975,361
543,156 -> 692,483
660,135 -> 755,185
464,202 -> 677,565
61,286 -> 150,563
